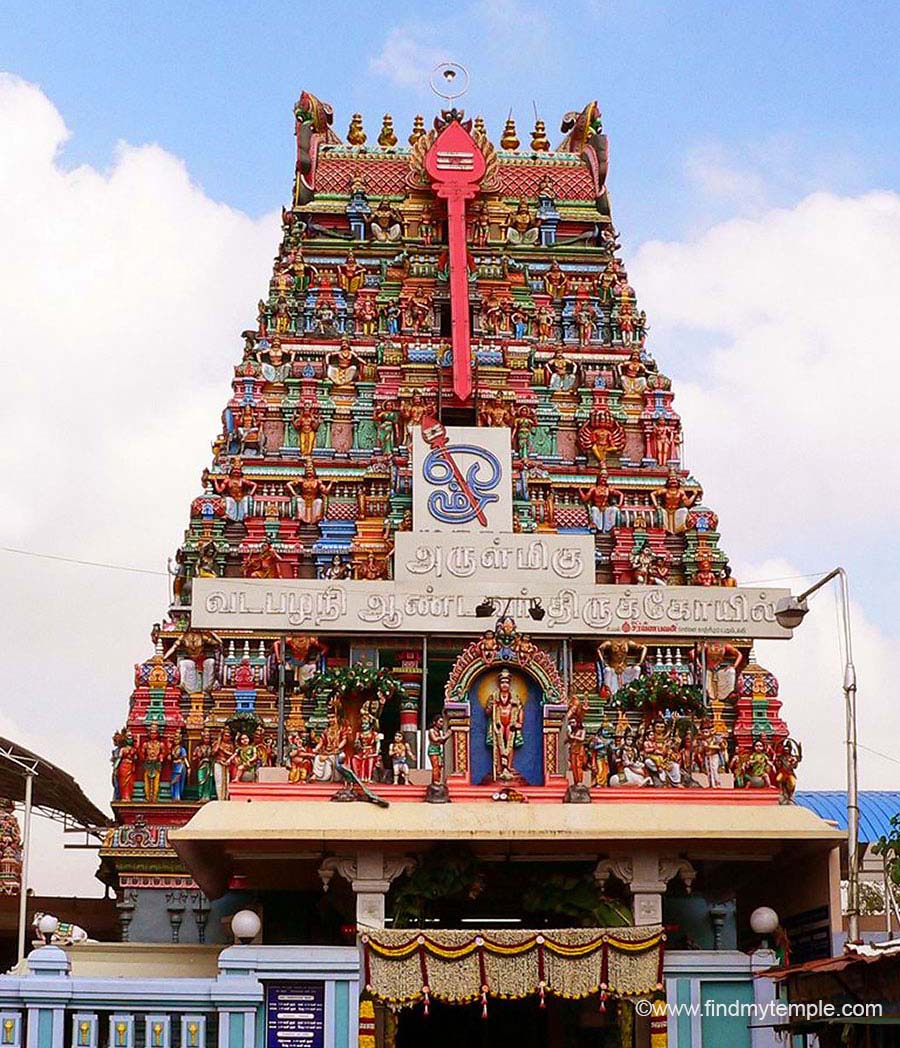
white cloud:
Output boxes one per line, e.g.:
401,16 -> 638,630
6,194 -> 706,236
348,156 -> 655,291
631,186 -> 900,791
368,27 -> 447,89
0,73 -> 280,895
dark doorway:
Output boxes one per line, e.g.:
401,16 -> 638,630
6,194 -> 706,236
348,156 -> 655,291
396,996 -> 624,1048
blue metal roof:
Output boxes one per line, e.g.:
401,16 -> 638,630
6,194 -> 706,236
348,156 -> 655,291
797,792 -> 900,844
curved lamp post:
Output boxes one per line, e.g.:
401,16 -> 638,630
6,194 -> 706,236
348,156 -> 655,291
775,568 -> 859,943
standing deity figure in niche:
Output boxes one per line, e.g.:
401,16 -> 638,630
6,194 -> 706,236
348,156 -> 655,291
212,459 -> 257,522
510,305 -> 529,339
485,669 -> 525,781
212,729 -> 235,801
167,548 -> 189,605
693,557 -> 717,587
418,203 -> 436,245
647,418 -> 679,466
699,642 -> 745,704
194,728 -> 217,801
337,249 -> 365,294
575,302 -> 597,346
288,462 -> 333,526
111,730 -> 137,803
427,715 -> 451,785
196,541 -> 219,578
470,202 -> 490,247
139,724 -> 167,804
257,298 -> 269,337
505,199 -> 539,245
313,293 -> 338,336
313,711 -> 347,782
326,337 -> 363,389
244,540 -> 285,580
358,551 -> 388,580
579,468 -> 622,533
351,715 -> 382,783
481,291 -> 506,336
578,410 -> 626,465
651,470 -> 700,534
165,629 -> 222,695
543,260 -> 569,299
404,287 -> 432,334
259,336 -> 293,384
700,727 -> 728,790
597,640 -> 647,696
389,732 -> 413,785
374,400 -> 399,454
534,302 -> 556,342
619,348 -> 648,399
546,349 -> 578,391
290,248 -> 317,294
479,396 -> 513,429
169,735 -> 190,801
369,198 -> 403,242
354,293 -> 379,336
513,406 -> 537,460
273,296 -> 292,336
565,697 -> 588,785
382,299 -> 402,335
399,391 -> 430,446
292,400 -> 321,457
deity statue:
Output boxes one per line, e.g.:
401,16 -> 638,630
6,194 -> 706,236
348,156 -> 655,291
273,296 -> 291,336
699,727 -> 728,789
351,715 -> 382,783
111,730 -> 137,803
285,730 -> 315,783
565,697 -> 589,785
693,557 -> 717,586
354,293 -> 379,336
699,642 -> 745,703
404,287 -> 432,333
513,406 -> 537,460
194,728 -> 217,801
290,248 -> 317,293
164,629 -> 222,695
326,337 -> 363,389
313,711 -> 347,781
647,418 -> 679,466
244,540 -> 285,580
543,260 -> 568,299
235,404 -> 265,458
546,349 -> 578,391
399,391 -> 430,446
196,541 -> 219,578
167,549 -> 188,605
169,735 -> 190,801
369,198 -> 403,242
288,462 -> 333,526
597,640 -> 647,696
579,468 -> 622,532
259,336 -> 293,384
510,305 -> 529,339
211,459 -> 257,522
139,724 -> 167,804
485,669 -> 525,781
427,715 -> 451,785
609,729 -> 651,786
470,202 -> 490,246
322,553 -> 351,580
313,294 -> 337,336
577,410 -> 626,464
481,291 -> 506,336
291,400 -> 321,457
651,470 -> 700,534
336,249 -> 365,294
374,400 -> 399,454
774,739 -> 802,804
534,303 -> 556,342
229,732 -> 262,783
619,348 -> 647,399
505,200 -> 539,245
630,537 -> 669,585
381,299 -> 402,335
479,397 -> 513,428
212,728 -> 235,801
418,203 -> 436,245
739,740 -> 774,788
389,732 -> 414,785
575,302 -> 597,346
357,551 -> 388,580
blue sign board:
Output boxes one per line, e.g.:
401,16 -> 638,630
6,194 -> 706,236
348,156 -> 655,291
266,982 -> 326,1048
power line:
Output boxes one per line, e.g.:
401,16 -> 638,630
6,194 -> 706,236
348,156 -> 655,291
857,744 -> 900,768
1,546 -> 167,577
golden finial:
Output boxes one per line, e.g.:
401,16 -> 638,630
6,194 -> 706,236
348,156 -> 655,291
473,115 -> 486,138
408,114 -> 425,145
347,113 -> 367,146
500,115 -> 520,151
530,118 -> 550,151
378,114 -> 398,148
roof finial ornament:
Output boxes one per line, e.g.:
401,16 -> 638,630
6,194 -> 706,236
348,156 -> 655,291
378,115 -> 398,149
501,113 -> 520,151
429,62 -> 470,102
347,113 -> 367,147
409,114 -> 426,145
531,119 -> 550,152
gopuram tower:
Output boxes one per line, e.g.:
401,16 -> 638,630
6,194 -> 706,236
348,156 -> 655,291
92,77 -> 842,1046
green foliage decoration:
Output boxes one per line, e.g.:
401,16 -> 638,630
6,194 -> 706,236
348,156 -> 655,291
609,672 -> 704,716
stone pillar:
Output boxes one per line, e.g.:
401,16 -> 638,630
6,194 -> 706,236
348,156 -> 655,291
319,851 -> 415,930
594,853 -> 696,926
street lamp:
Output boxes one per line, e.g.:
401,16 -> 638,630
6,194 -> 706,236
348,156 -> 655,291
775,567 -> 859,943
231,909 -> 261,945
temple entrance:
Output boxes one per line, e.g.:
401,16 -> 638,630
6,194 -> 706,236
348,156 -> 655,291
395,996 -> 625,1048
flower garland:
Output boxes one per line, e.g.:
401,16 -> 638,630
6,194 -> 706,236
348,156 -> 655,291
362,926 -> 664,1015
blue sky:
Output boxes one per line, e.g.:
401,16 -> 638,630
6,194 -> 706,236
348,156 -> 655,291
2,0 -> 899,242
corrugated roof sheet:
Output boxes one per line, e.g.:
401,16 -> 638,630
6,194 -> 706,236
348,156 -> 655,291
797,791 -> 900,843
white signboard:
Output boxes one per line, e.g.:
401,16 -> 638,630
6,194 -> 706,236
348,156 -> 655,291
411,424 -> 513,532
394,531 -> 595,592
191,577 -> 792,639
